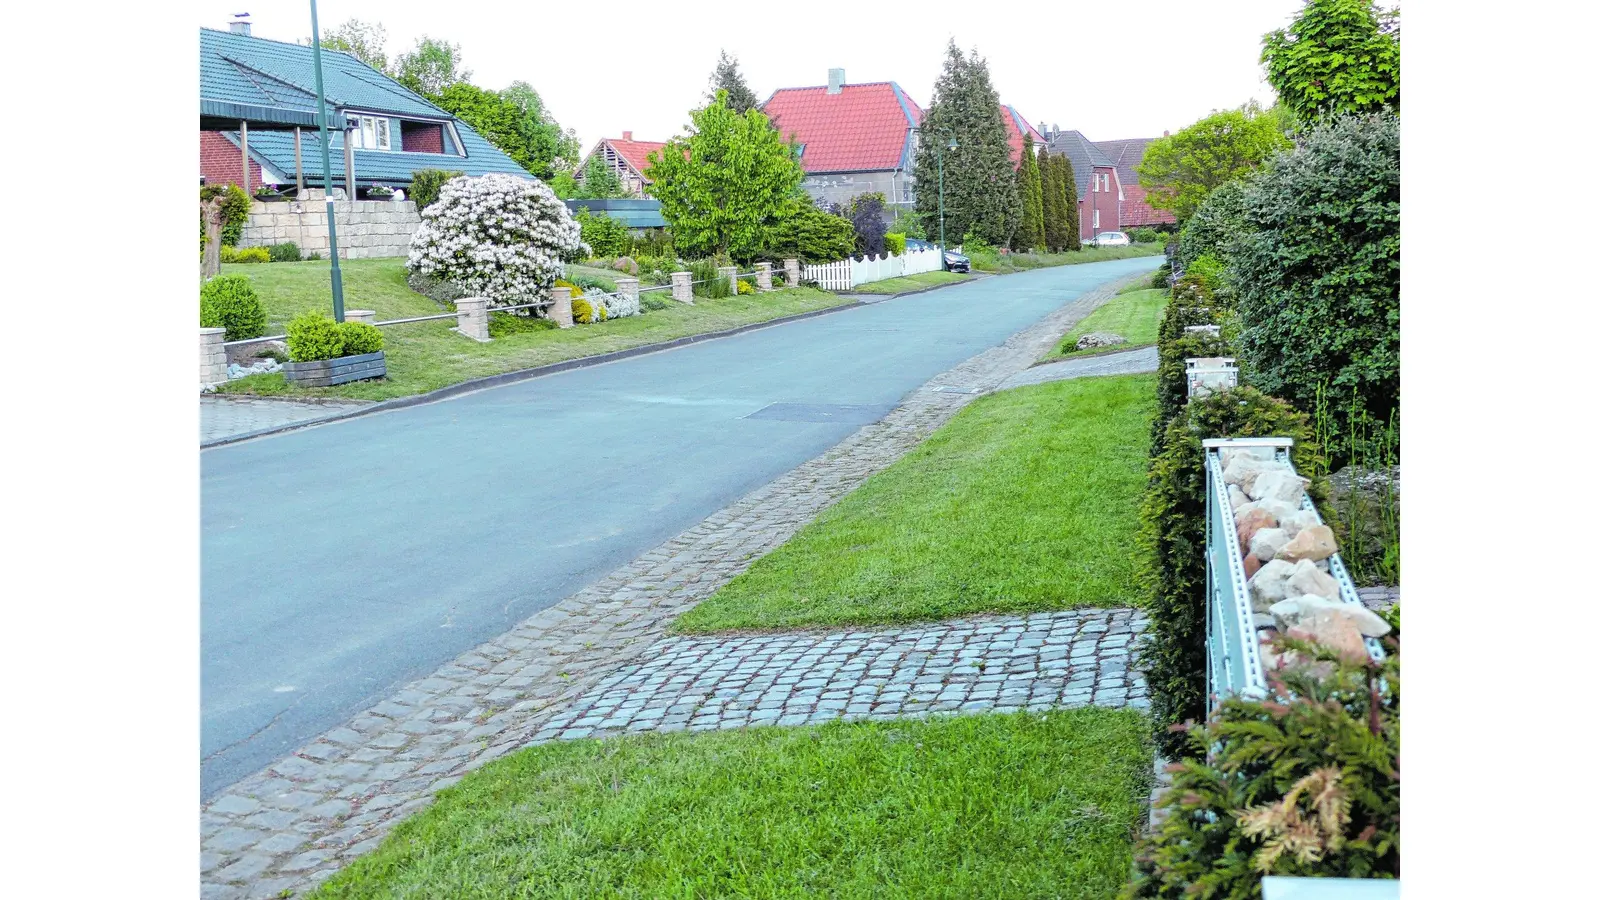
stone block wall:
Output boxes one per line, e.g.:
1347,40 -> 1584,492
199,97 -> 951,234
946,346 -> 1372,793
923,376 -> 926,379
239,199 -> 422,260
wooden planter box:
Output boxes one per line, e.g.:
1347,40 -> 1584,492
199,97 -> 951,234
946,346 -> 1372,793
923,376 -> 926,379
282,351 -> 386,387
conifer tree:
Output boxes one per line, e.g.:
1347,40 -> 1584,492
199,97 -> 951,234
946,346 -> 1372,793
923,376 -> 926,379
911,42 -> 1021,247
1040,146 -> 1065,252
706,50 -> 760,114
1059,153 -> 1082,250
1014,133 -> 1045,251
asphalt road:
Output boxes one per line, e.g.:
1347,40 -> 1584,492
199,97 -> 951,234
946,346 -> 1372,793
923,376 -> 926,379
200,255 -> 1162,797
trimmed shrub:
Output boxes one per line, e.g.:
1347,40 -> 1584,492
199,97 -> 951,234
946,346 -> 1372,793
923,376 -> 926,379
409,169 -> 465,211
1183,254 -> 1226,291
1176,178 -> 1252,270
1154,329 -> 1231,434
1129,635 -> 1399,897
285,312 -> 347,363
575,208 -> 631,258
199,274 -> 268,341
220,245 -> 270,264
1128,227 -> 1162,244
1139,386 -> 1320,759
1233,113 -> 1400,463
267,242 -> 302,262
337,321 -> 384,355
884,232 -> 907,255
763,198 -> 855,263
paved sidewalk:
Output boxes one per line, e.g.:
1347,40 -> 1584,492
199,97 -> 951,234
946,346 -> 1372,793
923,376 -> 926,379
199,266 -> 1154,899
998,345 -> 1160,391
201,395 -> 372,445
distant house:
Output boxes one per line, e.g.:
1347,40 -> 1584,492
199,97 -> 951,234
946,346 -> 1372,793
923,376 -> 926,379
1042,127 -> 1122,239
199,21 -> 527,196
575,132 -> 669,198
1094,136 -> 1177,230
1000,105 -> 1047,169
763,69 -> 924,210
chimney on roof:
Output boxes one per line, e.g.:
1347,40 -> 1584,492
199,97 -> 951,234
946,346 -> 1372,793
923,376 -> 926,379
827,68 -> 845,95
1163,130 -> 1170,137
229,13 -> 252,36
622,131 -> 633,142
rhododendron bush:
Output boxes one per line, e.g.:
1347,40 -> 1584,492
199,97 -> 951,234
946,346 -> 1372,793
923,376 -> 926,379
407,173 -> 587,309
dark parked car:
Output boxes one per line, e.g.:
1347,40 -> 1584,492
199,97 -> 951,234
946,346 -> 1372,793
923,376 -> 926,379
944,248 -> 971,273
905,238 -> 935,253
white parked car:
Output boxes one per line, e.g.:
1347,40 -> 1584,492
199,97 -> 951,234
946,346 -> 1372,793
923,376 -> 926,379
1089,231 -> 1130,247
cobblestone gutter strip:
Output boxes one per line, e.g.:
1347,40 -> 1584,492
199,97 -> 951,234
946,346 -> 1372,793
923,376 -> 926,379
199,273 -> 1146,899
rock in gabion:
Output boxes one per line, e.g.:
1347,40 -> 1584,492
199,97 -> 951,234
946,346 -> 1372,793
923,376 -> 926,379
227,358 -> 282,380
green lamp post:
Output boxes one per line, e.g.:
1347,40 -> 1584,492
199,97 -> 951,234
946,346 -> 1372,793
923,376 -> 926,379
933,133 -> 957,265
308,0 -> 346,321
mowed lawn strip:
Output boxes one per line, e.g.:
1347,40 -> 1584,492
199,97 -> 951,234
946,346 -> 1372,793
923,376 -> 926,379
849,270 -> 973,294
1049,288 -> 1169,359
215,258 -> 853,402
674,373 -> 1156,633
310,709 -> 1151,900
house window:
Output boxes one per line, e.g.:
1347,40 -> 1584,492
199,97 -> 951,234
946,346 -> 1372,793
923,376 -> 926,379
350,115 -> 390,151
1093,209 -> 1100,229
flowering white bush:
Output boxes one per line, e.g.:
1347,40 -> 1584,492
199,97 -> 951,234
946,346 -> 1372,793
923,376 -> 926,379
407,173 -> 587,309
595,289 -> 640,319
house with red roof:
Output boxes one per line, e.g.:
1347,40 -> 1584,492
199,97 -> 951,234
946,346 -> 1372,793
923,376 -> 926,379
576,131 -> 668,198
1001,105 -> 1046,169
762,69 -> 924,211
1094,136 -> 1177,231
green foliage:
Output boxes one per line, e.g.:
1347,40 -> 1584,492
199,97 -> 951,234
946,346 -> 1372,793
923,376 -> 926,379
737,279 -> 756,295
219,245 -> 270,264
1139,387 -> 1319,759
574,208 -> 631,258
285,312 -> 347,362
960,231 -> 993,255
1184,255 -> 1226,292
1015,134 -> 1046,251
1039,149 -> 1080,252
844,193 -> 890,257
1177,178 -> 1252,270
394,36 -> 470,96
267,242 -> 301,262
409,169 -> 464,211
576,153 -> 628,199
337,321 -> 385,355
1233,113 -> 1400,463
685,259 -> 733,299
548,171 -> 579,200
1128,228 -> 1162,244
1262,0 -> 1400,123
432,83 -> 564,179
488,310 -> 557,337
407,271 -> 468,307
571,296 -> 608,324
884,232 -> 907,255
706,50 -> 759,114
1057,153 -> 1081,251
312,18 -> 389,72
201,183 -> 251,248
1137,102 -> 1292,222
890,207 -> 927,240
1128,637 -> 1399,898
762,197 -> 855,263
1154,329 -> 1229,439
640,295 -> 672,312
647,92 -> 804,261
912,42 -> 1021,248
199,274 -> 268,341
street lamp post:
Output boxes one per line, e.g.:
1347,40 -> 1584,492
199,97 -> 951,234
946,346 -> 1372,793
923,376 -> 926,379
308,0 -> 346,321
933,134 -> 957,267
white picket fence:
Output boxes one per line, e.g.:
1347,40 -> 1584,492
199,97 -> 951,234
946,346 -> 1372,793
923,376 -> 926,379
802,248 -> 943,291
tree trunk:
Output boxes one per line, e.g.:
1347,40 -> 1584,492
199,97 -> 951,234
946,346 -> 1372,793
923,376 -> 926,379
201,198 -> 225,280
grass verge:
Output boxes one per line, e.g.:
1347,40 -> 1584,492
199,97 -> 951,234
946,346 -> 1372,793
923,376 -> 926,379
849,270 -> 973,295
674,373 -> 1156,633
970,242 -> 1163,273
310,708 -> 1151,900
215,258 -> 851,402
1046,288 -> 1169,360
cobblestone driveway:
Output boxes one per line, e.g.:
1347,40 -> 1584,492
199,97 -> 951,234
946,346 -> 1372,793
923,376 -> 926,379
199,266 -> 1159,899
201,395 -> 372,445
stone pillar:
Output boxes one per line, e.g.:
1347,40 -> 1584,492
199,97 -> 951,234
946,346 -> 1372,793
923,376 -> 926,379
755,262 -> 773,292
200,328 -> 228,386
670,271 -> 694,304
615,277 -> 640,303
454,297 -> 490,342
717,265 -> 738,294
345,309 -> 376,325
783,258 -> 801,287
548,286 -> 575,328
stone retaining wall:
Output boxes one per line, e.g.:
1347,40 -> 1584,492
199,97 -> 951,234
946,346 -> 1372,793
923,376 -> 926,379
239,199 -> 421,260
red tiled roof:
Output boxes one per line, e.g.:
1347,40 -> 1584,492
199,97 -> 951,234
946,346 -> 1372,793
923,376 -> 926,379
1002,105 -> 1045,169
762,82 -> 922,174
604,138 -> 669,176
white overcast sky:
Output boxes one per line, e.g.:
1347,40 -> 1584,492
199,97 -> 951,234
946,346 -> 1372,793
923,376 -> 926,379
199,0 -> 1307,152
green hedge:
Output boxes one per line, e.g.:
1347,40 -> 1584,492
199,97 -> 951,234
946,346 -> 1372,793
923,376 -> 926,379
410,169 -> 465,210
199,274 -> 267,341
1138,386 -> 1319,759
338,321 -> 384,355
286,314 -> 386,362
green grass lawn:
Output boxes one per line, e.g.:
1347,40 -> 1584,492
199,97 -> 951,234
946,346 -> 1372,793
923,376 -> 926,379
1047,288 -> 1169,359
674,373 -> 1156,633
970,242 -> 1163,274
215,258 -> 852,401
310,709 -> 1151,900
849,270 -> 973,295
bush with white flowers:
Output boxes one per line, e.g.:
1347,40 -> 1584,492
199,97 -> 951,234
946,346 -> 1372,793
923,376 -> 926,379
406,173 -> 587,310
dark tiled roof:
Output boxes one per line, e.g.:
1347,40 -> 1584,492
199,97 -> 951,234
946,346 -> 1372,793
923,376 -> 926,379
762,82 -> 923,173
223,127 -> 528,188
1045,130 -> 1115,195
1093,138 -> 1156,187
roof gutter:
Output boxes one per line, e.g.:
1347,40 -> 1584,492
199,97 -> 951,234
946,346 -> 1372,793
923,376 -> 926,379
200,98 -> 322,129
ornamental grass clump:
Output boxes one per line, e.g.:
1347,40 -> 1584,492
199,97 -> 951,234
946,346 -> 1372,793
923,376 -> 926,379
407,173 -> 587,311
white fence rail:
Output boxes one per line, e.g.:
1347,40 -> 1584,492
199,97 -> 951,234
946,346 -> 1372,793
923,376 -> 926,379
801,248 -> 944,291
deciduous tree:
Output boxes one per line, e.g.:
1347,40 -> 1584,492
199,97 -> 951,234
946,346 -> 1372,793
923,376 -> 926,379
1137,102 -> 1292,222
310,18 -> 390,72
1262,0 -> 1400,122
394,36 -> 471,96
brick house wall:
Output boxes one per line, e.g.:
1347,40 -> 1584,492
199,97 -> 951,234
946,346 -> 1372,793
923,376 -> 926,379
1079,166 -> 1122,238
1120,183 -> 1176,229
401,122 -> 443,154
200,131 -> 261,189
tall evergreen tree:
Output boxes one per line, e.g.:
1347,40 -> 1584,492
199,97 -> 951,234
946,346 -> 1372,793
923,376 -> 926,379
1015,134 -> 1045,251
1058,153 -> 1082,250
1040,147 -> 1065,252
707,50 -> 760,114
911,42 -> 1021,247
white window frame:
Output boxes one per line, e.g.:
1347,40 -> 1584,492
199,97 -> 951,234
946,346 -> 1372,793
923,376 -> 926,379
350,114 -> 391,151
1093,208 -> 1101,229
